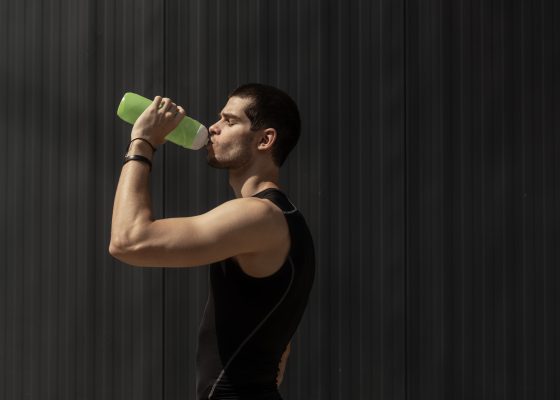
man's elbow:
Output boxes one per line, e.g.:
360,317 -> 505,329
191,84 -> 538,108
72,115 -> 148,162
109,239 -> 154,267
109,239 -> 126,258
109,237 -> 137,262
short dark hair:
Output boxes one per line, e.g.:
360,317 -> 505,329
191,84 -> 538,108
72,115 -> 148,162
229,83 -> 301,167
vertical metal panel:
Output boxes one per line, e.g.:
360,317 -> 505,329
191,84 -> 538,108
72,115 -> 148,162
1,0 -> 166,399
4,0 -> 557,399
162,0 -> 405,399
405,1 -> 559,399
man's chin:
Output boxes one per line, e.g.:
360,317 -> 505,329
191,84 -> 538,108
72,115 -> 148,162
206,156 -> 229,170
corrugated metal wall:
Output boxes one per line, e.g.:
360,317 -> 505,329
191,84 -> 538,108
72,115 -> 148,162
406,1 -> 559,399
2,0 -> 166,399
1,1 -> 557,400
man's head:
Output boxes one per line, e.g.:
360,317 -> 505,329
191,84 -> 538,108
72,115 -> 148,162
207,83 -> 301,170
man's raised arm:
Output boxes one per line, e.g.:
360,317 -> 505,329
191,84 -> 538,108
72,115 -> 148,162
109,196 -> 284,268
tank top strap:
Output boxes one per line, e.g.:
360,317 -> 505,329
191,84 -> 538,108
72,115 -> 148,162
251,188 -> 298,215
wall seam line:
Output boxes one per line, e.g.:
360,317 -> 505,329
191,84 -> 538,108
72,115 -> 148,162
403,0 -> 408,400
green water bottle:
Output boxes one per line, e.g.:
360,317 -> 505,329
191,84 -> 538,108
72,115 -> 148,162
117,92 -> 209,150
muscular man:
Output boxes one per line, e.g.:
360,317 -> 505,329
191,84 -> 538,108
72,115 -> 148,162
109,83 -> 315,399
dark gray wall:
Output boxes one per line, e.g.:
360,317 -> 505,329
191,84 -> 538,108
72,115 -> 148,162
0,1 -> 557,400
2,0 -> 166,399
406,1 -> 559,399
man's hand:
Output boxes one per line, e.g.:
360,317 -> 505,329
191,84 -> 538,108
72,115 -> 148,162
131,96 -> 186,147
277,341 -> 291,387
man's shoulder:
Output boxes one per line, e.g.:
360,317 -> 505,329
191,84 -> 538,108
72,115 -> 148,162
217,196 -> 284,218
199,196 -> 284,239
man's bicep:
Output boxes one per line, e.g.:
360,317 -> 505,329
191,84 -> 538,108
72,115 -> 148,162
115,198 -> 274,267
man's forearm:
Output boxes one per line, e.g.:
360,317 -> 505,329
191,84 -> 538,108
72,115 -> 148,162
110,140 -> 155,250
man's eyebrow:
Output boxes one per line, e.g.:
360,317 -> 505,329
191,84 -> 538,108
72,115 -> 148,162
218,112 -> 241,120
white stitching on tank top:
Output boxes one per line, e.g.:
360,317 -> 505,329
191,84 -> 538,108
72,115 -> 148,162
208,256 -> 296,399
281,196 -> 298,214
260,189 -> 298,214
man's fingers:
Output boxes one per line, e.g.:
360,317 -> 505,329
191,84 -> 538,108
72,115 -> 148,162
152,97 -> 183,121
174,105 -> 186,121
168,102 -> 178,115
159,97 -> 173,113
152,96 -> 163,110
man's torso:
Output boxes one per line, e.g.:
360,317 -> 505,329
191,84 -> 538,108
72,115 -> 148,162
196,188 -> 315,400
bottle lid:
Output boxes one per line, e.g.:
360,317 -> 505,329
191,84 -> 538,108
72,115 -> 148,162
190,125 -> 209,150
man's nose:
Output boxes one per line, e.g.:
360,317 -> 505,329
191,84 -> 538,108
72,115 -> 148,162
209,122 -> 220,136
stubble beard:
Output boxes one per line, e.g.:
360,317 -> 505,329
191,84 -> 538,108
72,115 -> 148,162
206,136 -> 254,170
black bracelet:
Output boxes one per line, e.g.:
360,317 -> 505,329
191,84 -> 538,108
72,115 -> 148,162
123,154 -> 152,171
127,137 -> 157,153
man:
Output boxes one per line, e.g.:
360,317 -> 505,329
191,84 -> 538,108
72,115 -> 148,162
109,83 -> 315,400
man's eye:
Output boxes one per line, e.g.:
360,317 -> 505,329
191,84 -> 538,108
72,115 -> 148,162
227,121 -> 235,126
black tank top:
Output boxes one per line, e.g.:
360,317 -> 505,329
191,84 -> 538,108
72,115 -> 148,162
196,188 -> 316,400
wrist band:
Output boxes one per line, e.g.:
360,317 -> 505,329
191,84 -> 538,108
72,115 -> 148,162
128,137 -> 157,153
123,154 -> 152,171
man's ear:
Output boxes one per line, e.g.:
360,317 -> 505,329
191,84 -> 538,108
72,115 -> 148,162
257,128 -> 277,150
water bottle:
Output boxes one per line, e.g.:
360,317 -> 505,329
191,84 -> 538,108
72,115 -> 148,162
117,92 -> 209,150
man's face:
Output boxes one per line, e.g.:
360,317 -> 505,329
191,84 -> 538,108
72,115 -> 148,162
206,96 -> 257,170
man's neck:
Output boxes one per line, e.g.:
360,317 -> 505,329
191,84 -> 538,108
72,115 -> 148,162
228,162 -> 280,199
